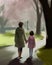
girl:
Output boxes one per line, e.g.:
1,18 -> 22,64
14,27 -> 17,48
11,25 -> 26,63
27,31 -> 36,58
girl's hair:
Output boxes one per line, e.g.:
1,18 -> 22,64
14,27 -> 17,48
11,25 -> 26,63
29,31 -> 34,36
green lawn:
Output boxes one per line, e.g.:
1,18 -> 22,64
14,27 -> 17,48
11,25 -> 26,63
0,33 -> 14,47
37,47 -> 52,65
0,32 -> 44,47
35,34 -> 44,40
26,32 -> 44,40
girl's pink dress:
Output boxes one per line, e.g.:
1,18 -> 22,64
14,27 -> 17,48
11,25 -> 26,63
28,36 -> 35,48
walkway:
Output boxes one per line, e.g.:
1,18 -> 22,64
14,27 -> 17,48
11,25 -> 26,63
0,33 -> 46,65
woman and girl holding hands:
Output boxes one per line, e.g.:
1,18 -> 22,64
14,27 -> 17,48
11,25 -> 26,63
15,22 -> 36,59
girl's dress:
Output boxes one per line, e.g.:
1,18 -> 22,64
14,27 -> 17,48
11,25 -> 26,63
28,36 -> 35,48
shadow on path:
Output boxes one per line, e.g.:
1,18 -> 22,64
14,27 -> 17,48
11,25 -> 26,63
8,57 -> 44,65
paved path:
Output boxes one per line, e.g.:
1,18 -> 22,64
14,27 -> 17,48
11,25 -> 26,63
0,33 -> 46,65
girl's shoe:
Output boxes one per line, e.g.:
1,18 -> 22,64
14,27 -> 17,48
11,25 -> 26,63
18,57 -> 22,59
29,56 -> 32,59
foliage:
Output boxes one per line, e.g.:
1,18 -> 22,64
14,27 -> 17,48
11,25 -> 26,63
35,34 -> 44,40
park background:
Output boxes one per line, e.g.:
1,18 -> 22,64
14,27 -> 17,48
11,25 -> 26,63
0,0 -> 52,65
0,0 -> 46,47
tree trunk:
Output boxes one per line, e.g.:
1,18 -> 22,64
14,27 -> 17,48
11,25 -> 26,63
39,0 -> 52,48
0,26 -> 5,33
36,16 -> 41,35
33,0 -> 42,35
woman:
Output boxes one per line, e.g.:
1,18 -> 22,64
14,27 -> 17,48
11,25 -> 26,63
15,22 -> 27,59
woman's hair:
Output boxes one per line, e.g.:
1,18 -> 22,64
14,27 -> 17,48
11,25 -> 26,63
29,31 -> 34,36
18,22 -> 23,27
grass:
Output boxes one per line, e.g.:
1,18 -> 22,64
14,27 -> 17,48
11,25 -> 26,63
26,32 -> 44,40
0,32 -> 44,47
0,33 -> 14,47
37,47 -> 52,65
35,34 -> 44,40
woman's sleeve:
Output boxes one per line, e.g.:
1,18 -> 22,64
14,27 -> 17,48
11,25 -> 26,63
23,29 -> 27,42
15,28 -> 17,43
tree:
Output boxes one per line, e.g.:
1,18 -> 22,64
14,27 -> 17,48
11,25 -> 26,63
0,5 -> 8,33
39,0 -> 52,48
0,16 -> 8,33
0,5 -> 4,13
33,0 -> 43,35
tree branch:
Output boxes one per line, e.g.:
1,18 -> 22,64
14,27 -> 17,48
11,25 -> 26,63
33,0 -> 39,13
39,6 -> 43,18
